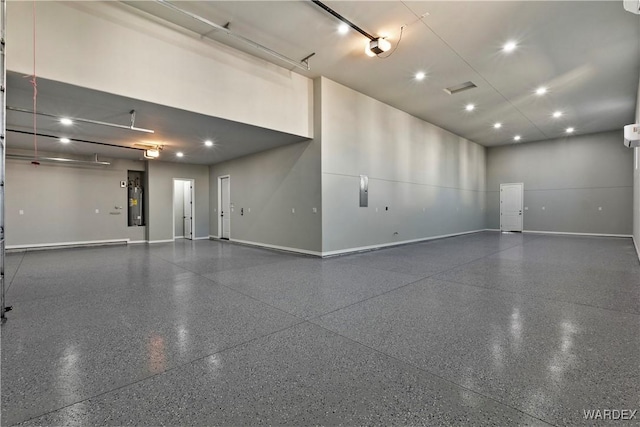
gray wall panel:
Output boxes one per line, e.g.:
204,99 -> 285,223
320,78 -> 486,253
634,74 -> 640,257
487,130 -> 633,235
5,153 -> 146,246
209,140 -> 322,253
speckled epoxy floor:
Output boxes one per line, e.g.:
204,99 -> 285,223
2,232 -> 639,426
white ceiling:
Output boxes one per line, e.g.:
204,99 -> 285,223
7,1 -> 640,165
6,71 -> 307,165
126,0 -> 640,146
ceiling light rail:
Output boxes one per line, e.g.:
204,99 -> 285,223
310,0 -> 375,41
7,107 -> 155,134
7,153 -> 110,166
155,0 -> 313,71
7,129 -> 146,153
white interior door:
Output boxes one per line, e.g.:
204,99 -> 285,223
500,183 -> 524,232
183,181 -> 193,240
220,177 -> 230,239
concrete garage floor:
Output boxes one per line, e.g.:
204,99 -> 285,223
1,232 -> 639,426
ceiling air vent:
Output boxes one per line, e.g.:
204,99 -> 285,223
443,81 -> 477,95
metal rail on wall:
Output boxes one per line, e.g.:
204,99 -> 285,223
0,0 -> 10,323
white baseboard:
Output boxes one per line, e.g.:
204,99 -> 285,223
485,229 -> 501,232
209,235 -> 220,239
7,238 -> 129,250
321,229 -> 486,257
128,240 -> 148,244
523,230 -> 632,238
147,239 -> 175,244
229,238 -> 322,256
633,236 -> 640,263
193,236 -> 210,240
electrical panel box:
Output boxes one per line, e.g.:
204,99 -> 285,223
359,175 -> 368,207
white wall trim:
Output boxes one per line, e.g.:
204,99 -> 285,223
322,229 -> 486,257
485,229 -> 501,232
193,236 -> 210,240
209,235 -> 220,239
148,239 -> 175,244
523,230 -> 632,238
128,240 -> 148,244
632,236 -> 640,262
7,238 -> 129,250
229,238 -> 322,256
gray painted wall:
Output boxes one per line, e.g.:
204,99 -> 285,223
208,138 -> 322,253
319,78 -> 486,253
633,74 -> 640,258
7,1 -> 312,139
6,151 -> 146,247
173,180 -> 185,237
486,130 -> 633,235
147,162 -> 209,242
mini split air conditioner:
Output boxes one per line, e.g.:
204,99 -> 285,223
624,124 -> 640,148
623,0 -> 640,14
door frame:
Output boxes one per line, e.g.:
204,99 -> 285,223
500,182 -> 524,232
217,175 -> 230,239
172,178 -> 195,241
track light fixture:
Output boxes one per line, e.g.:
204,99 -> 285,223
144,148 -> 160,159
312,0 -> 392,58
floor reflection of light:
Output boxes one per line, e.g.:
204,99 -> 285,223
58,345 -> 80,397
57,344 -> 88,425
510,308 -> 522,349
148,334 -> 166,374
206,354 -> 222,374
548,321 -> 577,383
177,326 -> 189,356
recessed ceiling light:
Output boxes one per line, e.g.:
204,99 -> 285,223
176,152 -> 184,158
535,87 -> 547,96
552,111 -> 563,118
204,140 -> 213,147
503,41 -> 517,53
465,103 -> 475,112
415,71 -> 426,81
566,127 -> 574,133
514,135 -> 521,141
494,122 -> 502,129
60,118 -> 73,126
338,23 -> 349,34
59,137 -> 70,143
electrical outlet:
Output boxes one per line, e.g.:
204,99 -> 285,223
312,207 -> 317,213
19,210 -> 24,215
95,209 -> 99,214
291,208 -> 295,214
